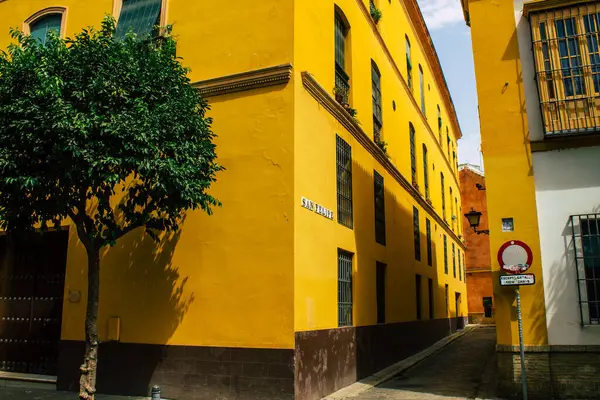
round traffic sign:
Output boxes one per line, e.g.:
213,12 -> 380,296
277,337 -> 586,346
497,240 -> 533,274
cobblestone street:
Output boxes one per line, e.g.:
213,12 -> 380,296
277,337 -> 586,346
349,326 -> 500,400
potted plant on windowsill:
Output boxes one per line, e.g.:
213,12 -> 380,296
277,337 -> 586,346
374,137 -> 387,154
333,86 -> 348,105
370,7 -> 382,24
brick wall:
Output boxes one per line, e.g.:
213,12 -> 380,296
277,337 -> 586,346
460,166 -> 493,323
497,345 -> 600,399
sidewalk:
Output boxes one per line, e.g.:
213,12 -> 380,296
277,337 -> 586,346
0,387 -> 149,400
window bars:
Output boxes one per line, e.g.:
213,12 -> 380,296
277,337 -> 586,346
530,4 -> 600,135
374,171 -> 386,245
338,250 -> 353,327
335,14 -> 350,104
570,213 -> 600,326
336,136 -> 353,229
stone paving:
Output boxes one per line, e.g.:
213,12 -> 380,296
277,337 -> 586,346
348,326 -> 502,400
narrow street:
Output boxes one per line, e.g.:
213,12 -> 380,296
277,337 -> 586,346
350,326 -> 499,400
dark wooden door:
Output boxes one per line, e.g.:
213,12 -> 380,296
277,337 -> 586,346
0,231 -> 68,375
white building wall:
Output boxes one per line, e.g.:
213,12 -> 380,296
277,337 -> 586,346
513,1 -> 600,345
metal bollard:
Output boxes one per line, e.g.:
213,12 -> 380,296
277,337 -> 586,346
151,385 -> 161,400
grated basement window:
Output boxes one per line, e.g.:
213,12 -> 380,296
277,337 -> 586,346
338,250 -> 353,327
570,214 -> 600,326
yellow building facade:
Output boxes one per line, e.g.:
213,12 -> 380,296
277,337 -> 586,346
463,0 -> 600,398
0,1 -> 466,399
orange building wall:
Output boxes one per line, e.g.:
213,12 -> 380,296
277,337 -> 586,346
459,166 -> 494,323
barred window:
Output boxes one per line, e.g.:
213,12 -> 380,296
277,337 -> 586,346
445,284 -> 449,317
444,235 -> 448,274
441,173 -> 446,221
426,218 -> 432,267
458,249 -> 462,281
372,62 -> 382,141
376,262 -> 386,324
406,35 -> 413,91
423,144 -> 429,199
410,123 -> 417,185
338,250 -> 353,327
428,278 -> 434,319
419,64 -> 426,116
413,206 -> 421,261
415,274 -> 422,320
374,171 -> 386,245
570,214 -> 600,325
452,242 -> 456,278
335,10 -> 350,104
336,136 -> 353,228
530,4 -> 600,135
116,0 -> 163,39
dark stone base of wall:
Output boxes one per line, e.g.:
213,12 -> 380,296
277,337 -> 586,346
497,345 -> 600,399
468,312 -> 495,325
57,341 -> 294,400
295,317 -> 468,400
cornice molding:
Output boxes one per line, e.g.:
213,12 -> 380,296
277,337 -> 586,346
192,64 -> 293,98
302,71 -> 466,251
523,0 -> 597,17
395,0 -> 463,141
354,0 -> 461,190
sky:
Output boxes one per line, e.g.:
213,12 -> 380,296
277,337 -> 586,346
417,0 -> 482,167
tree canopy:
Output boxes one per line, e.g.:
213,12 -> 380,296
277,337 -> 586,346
0,17 -> 222,247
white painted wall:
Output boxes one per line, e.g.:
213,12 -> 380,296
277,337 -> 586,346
533,148 -> 600,345
513,1 -> 600,344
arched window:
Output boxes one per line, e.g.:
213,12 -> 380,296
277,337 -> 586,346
114,0 -> 167,39
25,8 -> 66,45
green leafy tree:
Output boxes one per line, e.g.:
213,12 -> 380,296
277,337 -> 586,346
0,17 -> 222,400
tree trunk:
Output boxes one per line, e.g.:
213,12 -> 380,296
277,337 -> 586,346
79,246 -> 100,400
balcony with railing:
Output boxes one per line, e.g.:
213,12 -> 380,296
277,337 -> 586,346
529,3 -> 600,137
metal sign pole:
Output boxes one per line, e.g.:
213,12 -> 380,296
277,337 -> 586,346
515,287 -> 528,400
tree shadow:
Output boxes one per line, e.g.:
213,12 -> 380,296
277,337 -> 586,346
58,220 -> 194,397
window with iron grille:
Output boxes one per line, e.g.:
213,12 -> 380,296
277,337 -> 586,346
338,249 -> 353,327
376,262 -> 386,324
458,249 -> 462,281
428,278 -> 434,319
452,242 -> 456,278
116,0 -> 163,40
406,36 -> 413,91
450,187 -> 455,231
441,173 -> 446,221
410,123 -> 417,185
372,62 -> 382,141
413,206 -> 421,261
426,218 -> 432,267
444,235 -> 448,274
336,136 -> 353,229
335,12 -> 350,104
445,284 -> 449,317
419,65 -> 426,116
530,4 -> 600,136
374,171 -> 386,245
570,214 -> 600,325
415,274 -> 422,320
423,144 -> 429,199
30,14 -> 62,45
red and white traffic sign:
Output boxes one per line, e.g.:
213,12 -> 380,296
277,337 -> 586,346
498,240 -> 533,274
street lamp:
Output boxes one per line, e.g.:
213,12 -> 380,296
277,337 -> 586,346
464,208 -> 490,235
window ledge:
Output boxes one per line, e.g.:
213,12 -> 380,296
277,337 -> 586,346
530,131 -> 600,152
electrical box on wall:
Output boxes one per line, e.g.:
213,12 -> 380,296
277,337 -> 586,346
108,316 -> 121,342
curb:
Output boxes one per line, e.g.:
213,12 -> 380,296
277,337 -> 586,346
322,324 -> 479,399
